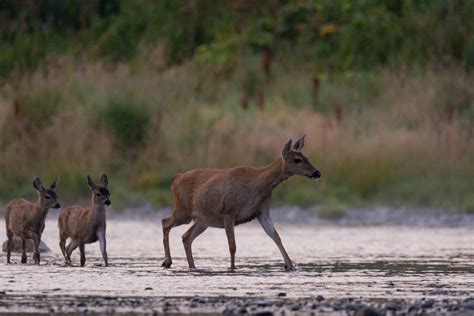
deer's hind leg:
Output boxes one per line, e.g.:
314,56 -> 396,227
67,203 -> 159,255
59,233 -> 70,265
162,213 -> 190,268
6,230 -> 13,264
66,239 -> 79,264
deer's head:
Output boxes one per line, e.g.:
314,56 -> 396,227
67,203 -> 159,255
33,176 -> 61,209
281,135 -> 321,180
87,174 -> 111,207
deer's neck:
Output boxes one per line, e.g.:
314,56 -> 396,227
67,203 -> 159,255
34,198 -> 50,220
91,198 -> 106,225
256,159 -> 291,196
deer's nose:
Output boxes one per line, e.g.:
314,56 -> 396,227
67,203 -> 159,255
105,200 -> 111,206
54,203 -> 61,209
312,170 -> 321,179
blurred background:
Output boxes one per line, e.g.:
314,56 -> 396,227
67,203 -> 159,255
0,0 -> 473,215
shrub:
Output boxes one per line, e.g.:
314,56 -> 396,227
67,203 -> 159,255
99,94 -> 151,150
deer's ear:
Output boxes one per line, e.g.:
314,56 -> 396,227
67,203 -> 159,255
293,134 -> 306,151
50,177 -> 59,190
87,175 -> 96,190
100,174 -> 108,187
281,139 -> 293,160
33,177 -> 43,192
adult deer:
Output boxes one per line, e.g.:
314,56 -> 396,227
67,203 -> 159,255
162,135 -> 321,271
5,177 -> 60,264
58,174 -> 110,267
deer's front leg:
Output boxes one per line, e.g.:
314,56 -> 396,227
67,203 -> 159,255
21,237 -> 27,264
98,230 -> 108,267
223,215 -> 237,271
26,231 -> 41,264
6,230 -> 13,264
257,210 -> 295,271
79,242 -> 86,267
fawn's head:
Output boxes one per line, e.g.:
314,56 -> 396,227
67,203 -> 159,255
87,174 -> 111,207
33,176 -> 61,209
281,135 -> 321,180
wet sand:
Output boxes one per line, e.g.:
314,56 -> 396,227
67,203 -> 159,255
0,214 -> 473,314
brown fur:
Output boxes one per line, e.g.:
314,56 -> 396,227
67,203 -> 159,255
58,174 -> 110,267
4,177 -> 60,264
162,136 -> 321,271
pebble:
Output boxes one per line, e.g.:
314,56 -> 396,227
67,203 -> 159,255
355,307 -> 380,316
421,299 -> 435,308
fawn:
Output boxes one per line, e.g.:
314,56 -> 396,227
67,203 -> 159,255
162,135 -> 321,271
58,174 -> 110,267
5,177 -> 60,264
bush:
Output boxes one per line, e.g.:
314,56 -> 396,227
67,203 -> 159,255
99,94 -> 151,150
14,87 -> 63,129
318,202 -> 347,220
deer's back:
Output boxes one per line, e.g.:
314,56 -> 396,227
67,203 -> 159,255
59,206 -> 96,241
5,199 -> 36,235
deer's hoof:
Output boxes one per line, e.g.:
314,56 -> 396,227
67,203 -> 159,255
21,254 -> 27,264
33,252 -> 40,264
284,263 -> 296,271
162,258 -> 172,268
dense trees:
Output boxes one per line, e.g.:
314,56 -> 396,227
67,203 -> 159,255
1,0 -> 473,78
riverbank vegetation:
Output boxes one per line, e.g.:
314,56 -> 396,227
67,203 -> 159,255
0,1 -> 473,212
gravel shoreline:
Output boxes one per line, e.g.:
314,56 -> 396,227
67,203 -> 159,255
1,294 -> 473,315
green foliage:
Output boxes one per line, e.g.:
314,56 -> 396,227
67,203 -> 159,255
317,201 -> 347,220
463,195 -> 474,214
99,94 -> 151,149
2,1 -> 474,78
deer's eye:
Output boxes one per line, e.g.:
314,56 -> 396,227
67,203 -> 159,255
97,192 -> 102,197
45,195 -> 51,200
294,158 -> 302,164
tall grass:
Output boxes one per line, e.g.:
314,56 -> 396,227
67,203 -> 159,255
0,56 -> 472,212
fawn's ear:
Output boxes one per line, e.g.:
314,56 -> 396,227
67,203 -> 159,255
100,174 -> 108,188
87,175 -> 96,190
50,177 -> 59,190
293,134 -> 306,151
33,176 -> 43,193
281,139 -> 293,160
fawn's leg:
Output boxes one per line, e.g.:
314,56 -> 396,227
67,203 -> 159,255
79,242 -> 86,267
66,239 -> 79,263
28,232 -> 40,264
6,230 -> 13,264
182,221 -> 208,270
223,215 -> 237,271
98,230 -> 108,267
21,237 -> 27,264
59,234 -> 68,262
257,209 -> 295,271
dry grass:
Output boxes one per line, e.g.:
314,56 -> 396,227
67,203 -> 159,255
0,57 -> 472,211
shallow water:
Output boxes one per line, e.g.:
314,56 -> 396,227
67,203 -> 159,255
1,217 -> 473,301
